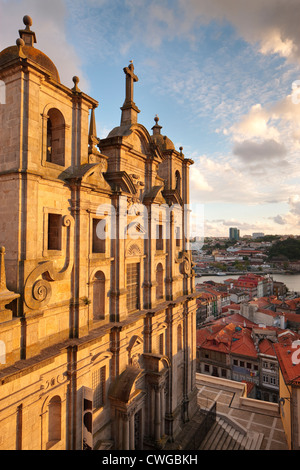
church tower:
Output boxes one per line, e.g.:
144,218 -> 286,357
0,17 -> 199,450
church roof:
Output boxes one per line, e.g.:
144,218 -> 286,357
0,16 -> 60,83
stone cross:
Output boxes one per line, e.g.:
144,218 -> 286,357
123,61 -> 138,106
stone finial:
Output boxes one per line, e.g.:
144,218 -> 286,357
152,114 -> 162,135
16,38 -> 26,58
88,107 -> 100,157
72,76 -> 81,93
19,15 -> 37,47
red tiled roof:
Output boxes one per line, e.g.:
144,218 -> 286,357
274,340 -> 300,386
241,380 -> 255,395
259,338 -> 276,357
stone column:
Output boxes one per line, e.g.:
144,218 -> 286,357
154,386 -> 161,441
122,414 -> 129,450
160,387 -> 165,436
150,387 -> 155,437
129,412 -> 135,450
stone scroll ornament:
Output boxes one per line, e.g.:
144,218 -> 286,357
24,215 -> 74,310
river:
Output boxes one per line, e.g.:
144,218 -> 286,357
196,273 -> 300,293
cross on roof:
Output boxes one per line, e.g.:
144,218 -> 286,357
123,61 -> 138,106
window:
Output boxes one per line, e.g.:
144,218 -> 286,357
175,170 -> 181,195
247,362 -> 251,369
48,214 -> 62,251
92,366 -> 106,409
221,369 -> 227,378
48,396 -> 61,445
92,219 -> 106,254
156,224 -> 163,251
126,263 -> 140,312
93,271 -> 105,321
158,333 -> 164,355
204,364 -> 209,372
240,361 -> 245,367
233,359 -> 238,366
16,404 -> 23,450
46,108 -> 65,166
270,376 -> 277,385
177,324 -> 182,351
156,263 -> 164,300
175,227 -> 181,247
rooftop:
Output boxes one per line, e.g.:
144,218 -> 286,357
196,373 -> 289,450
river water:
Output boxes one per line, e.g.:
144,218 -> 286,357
196,273 -> 300,293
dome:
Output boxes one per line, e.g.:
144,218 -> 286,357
0,44 -> 60,83
151,133 -> 175,151
150,115 -> 175,151
0,16 -> 60,83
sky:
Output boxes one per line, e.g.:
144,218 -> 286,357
1,0 -> 300,238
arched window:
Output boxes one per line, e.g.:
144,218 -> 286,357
93,271 -> 105,321
156,263 -> 164,300
175,170 -> 181,195
46,108 -> 65,166
48,396 -> 61,444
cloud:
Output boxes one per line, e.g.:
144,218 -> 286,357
233,139 -> 287,161
179,0 -> 300,64
273,215 -> 286,225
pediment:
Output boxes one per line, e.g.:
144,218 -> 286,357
66,162 -> 111,190
143,185 -> 166,205
162,188 -> 183,205
104,171 -> 137,194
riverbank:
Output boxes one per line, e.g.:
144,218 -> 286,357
195,272 -> 300,293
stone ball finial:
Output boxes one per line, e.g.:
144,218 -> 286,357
73,76 -> 79,85
154,115 -> 159,124
23,15 -> 33,28
16,38 -> 25,47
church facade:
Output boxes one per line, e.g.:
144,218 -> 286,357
0,16 -> 199,450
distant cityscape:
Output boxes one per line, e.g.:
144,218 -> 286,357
191,228 -> 300,276
192,228 -> 300,447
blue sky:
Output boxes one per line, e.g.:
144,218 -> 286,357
2,0 -> 300,237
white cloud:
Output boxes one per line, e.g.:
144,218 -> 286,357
179,0 -> 300,64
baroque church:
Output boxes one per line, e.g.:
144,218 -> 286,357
0,16 -> 199,450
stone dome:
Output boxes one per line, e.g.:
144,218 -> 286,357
0,16 -> 60,83
0,44 -> 60,82
150,115 -> 175,151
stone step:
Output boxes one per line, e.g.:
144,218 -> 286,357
199,414 -> 264,451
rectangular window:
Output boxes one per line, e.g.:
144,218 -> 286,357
48,214 -> 62,251
92,218 -> 106,254
92,366 -> 106,409
126,263 -> 140,312
156,224 -> 163,251
158,333 -> 164,355
175,227 -> 181,247
16,404 -> 23,450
